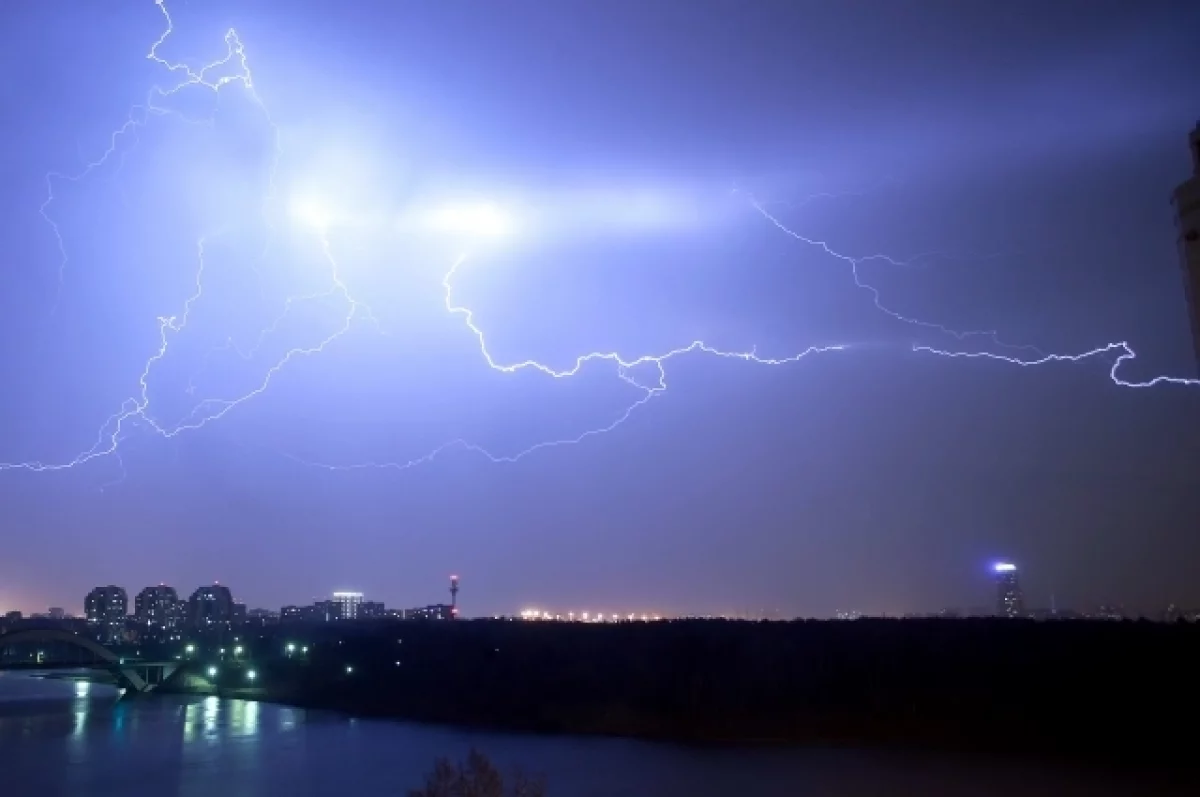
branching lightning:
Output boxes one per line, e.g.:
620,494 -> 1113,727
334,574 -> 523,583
3,0 -> 1197,482
4,1 -> 364,475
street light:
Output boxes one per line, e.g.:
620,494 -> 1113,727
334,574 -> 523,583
233,646 -> 243,658
246,670 -> 257,682
286,643 -> 295,655
207,666 -> 218,679
184,644 -> 195,657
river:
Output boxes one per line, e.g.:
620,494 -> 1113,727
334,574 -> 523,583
0,672 -> 1185,796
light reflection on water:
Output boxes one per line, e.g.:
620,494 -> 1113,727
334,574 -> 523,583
0,674 -> 1186,797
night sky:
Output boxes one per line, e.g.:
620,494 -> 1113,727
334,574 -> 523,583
2,0 -> 1198,619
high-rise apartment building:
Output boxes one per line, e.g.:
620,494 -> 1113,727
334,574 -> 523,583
135,585 -> 181,631
359,601 -> 385,619
310,601 -> 339,622
188,584 -> 234,627
84,586 -> 128,643
1173,121 -> 1200,374
404,604 -> 455,621
993,563 -> 1025,618
331,591 -> 364,620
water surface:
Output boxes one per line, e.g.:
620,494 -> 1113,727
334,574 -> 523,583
0,672 -> 1182,796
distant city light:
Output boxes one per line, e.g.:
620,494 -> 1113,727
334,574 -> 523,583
207,666 -> 218,678
246,670 -> 256,681
994,562 -> 1017,572
517,607 -> 667,622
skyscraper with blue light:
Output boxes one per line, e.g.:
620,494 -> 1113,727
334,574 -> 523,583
993,563 -> 1024,618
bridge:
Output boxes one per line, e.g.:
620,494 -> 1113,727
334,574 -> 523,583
0,629 -> 179,693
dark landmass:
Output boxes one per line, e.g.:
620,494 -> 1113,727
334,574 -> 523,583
168,618 -> 1198,767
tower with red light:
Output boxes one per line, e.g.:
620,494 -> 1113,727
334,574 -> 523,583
449,574 -> 459,618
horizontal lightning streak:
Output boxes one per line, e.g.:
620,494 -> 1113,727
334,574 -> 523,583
293,258 -> 848,472
912,344 -> 1200,389
746,198 -> 1199,388
3,0 -> 1197,481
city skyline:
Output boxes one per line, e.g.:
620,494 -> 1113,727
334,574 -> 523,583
2,1 -> 1199,618
3,558 -> 1191,621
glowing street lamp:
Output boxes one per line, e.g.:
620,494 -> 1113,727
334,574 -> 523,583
246,670 -> 257,682
207,666 -> 218,679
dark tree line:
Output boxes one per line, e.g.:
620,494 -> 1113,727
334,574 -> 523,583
242,618 -> 1200,765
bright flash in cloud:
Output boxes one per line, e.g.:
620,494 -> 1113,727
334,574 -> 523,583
288,195 -> 333,231
421,202 -> 515,238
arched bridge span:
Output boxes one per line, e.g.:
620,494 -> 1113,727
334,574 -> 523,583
0,629 -> 151,692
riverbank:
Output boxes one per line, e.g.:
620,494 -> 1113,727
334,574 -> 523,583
153,618 -> 1200,770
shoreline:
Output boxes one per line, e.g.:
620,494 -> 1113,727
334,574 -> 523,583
146,683 -> 1191,775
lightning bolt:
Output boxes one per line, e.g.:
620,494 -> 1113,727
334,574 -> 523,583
3,1 -> 365,474
4,1 -> 1197,482
912,344 -> 1200,389
296,256 -> 846,471
745,199 -> 1199,389
746,197 -> 1048,356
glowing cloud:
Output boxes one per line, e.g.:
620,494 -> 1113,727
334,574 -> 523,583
288,195 -> 333,231
1,0 -> 1196,484
421,202 -> 515,238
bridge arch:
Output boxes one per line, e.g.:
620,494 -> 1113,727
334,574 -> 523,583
0,629 -> 147,691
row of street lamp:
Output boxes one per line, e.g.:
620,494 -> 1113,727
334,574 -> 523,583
206,665 -> 256,682
183,642 -> 308,658
178,641 -> 348,687
185,641 -> 317,686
